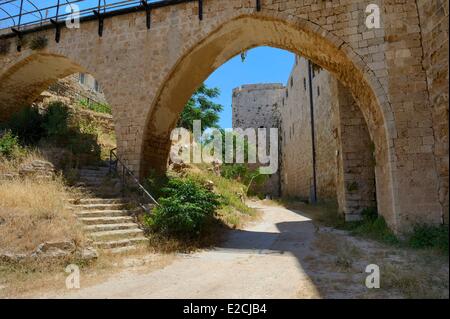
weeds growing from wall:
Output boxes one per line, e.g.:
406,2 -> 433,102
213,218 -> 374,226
29,36 -> 48,50
78,99 -> 112,115
0,39 -> 10,55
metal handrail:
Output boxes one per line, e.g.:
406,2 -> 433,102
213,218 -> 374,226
0,0 -> 201,36
109,148 -> 159,211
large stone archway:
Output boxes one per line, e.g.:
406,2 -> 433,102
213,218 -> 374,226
139,12 -> 398,226
0,0 -> 446,232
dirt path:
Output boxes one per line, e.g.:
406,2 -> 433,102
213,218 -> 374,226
34,201 -> 449,299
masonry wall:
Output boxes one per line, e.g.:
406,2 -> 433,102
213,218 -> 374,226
280,57 -> 340,202
48,73 -> 108,105
232,84 -> 285,196
279,56 -> 376,220
416,0 -> 449,224
336,82 -> 377,220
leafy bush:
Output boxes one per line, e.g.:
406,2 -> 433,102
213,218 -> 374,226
144,178 -> 221,237
407,224 -> 449,254
0,131 -> 21,158
42,102 -> 70,139
3,106 -> 45,145
221,164 -> 249,181
145,169 -> 169,200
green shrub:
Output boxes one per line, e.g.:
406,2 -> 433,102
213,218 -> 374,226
221,164 -> 248,181
0,131 -> 21,158
144,169 -> 169,200
42,102 -> 70,139
144,178 -> 221,237
407,224 -> 449,254
4,106 -> 44,145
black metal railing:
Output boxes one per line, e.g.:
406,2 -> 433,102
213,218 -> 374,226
0,0 -> 262,37
0,0 -> 197,35
109,148 -> 159,212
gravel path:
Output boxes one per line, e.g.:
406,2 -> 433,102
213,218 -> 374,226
35,201 -> 449,299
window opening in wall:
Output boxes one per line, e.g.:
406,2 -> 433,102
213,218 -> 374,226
79,73 -> 85,85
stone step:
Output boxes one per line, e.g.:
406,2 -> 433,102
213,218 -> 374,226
107,245 -> 139,254
78,168 -> 109,175
70,203 -> 129,211
76,210 -> 134,218
94,237 -> 148,249
81,166 -> 110,171
84,223 -> 139,233
68,198 -> 129,205
79,216 -> 134,225
77,180 -> 119,187
78,175 -> 111,181
81,184 -> 121,192
79,176 -> 109,181
90,228 -> 144,240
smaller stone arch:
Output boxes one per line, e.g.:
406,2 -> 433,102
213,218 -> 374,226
0,52 -> 88,121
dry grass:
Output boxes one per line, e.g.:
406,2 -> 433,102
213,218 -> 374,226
0,148 -> 43,175
310,230 -> 449,299
0,177 -> 85,254
0,147 -> 85,255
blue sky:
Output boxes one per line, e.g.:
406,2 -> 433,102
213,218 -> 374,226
205,46 -> 295,128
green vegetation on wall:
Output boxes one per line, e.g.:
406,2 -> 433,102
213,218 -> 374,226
78,98 -> 112,115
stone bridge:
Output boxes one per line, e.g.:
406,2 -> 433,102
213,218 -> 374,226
0,0 -> 448,232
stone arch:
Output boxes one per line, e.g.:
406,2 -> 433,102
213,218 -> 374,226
140,12 -> 397,227
0,52 -> 90,121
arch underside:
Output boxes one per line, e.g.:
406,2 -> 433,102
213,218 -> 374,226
0,52 -> 85,121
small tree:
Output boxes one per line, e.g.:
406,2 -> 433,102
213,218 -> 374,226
178,84 -> 223,132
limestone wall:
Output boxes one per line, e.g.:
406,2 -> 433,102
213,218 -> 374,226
280,57 -> 341,202
48,73 -> 108,106
232,84 -> 284,196
336,82 -> 377,220
416,0 -> 449,224
227,56 -> 377,220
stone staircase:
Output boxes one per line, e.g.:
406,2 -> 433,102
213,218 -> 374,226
68,163 -> 149,254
